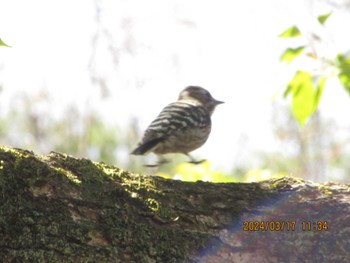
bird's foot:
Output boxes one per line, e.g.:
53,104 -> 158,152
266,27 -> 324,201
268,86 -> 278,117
144,163 -> 159,168
144,157 -> 169,167
187,159 -> 206,165
184,153 -> 206,165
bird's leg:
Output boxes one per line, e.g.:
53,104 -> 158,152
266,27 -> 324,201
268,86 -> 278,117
145,155 -> 169,167
157,156 -> 169,165
185,153 -> 206,164
144,163 -> 159,168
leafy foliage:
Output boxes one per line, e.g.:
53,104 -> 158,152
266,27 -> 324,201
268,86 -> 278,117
280,46 -> 305,64
337,53 -> 350,95
317,13 -> 332,25
157,161 -> 237,182
284,71 -> 326,126
0,38 -> 11,47
280,13 -> 350,126
156,161 -> 288,183
279,26 -> 302,38
0,93 -> 119,164
243,169 -> 286,182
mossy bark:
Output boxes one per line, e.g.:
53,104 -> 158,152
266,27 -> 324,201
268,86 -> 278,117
0,146 -> 349,262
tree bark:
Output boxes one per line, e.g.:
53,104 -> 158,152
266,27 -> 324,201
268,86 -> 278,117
0,146 -> 349,262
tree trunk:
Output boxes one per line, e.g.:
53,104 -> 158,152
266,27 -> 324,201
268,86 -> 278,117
0,146 -> 349,262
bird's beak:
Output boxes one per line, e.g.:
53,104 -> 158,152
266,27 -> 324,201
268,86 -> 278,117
215,100 -> 224,105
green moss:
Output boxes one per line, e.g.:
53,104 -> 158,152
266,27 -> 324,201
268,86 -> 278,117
0,146 -> 211,262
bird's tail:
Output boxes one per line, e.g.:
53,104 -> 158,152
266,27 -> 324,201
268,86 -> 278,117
131,138 -> 163,155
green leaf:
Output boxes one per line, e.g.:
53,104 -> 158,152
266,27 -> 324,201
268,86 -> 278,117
285,71 -> 325,126
283,84 -> 293,98
290,71 -> 315,125
280,46 -> 305,64
337,53 -> 350,95
338,73 -> 350,95
279,26 -> 302,38
314,77 -> 326,110
0,38 -> 11,47
317,13 -> 332,25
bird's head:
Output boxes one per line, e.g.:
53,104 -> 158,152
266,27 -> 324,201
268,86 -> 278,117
178,86 -> 224,115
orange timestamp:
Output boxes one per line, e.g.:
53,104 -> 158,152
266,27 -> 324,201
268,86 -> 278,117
243,221 -> 329,231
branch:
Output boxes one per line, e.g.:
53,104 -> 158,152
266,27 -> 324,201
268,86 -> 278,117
0,146 -> 348,262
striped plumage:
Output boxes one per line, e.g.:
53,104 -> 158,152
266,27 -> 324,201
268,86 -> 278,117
131,86 -> 223,163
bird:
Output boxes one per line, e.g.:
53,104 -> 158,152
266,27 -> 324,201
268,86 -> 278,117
131,86 -> 224,166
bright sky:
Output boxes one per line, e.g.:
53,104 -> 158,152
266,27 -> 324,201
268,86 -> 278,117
1,0 -> 350,176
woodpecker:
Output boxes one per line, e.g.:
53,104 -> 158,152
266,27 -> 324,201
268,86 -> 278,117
131,86 -> 223,166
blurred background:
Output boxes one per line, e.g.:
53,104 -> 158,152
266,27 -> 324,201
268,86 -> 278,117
1,0 -> 350,182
